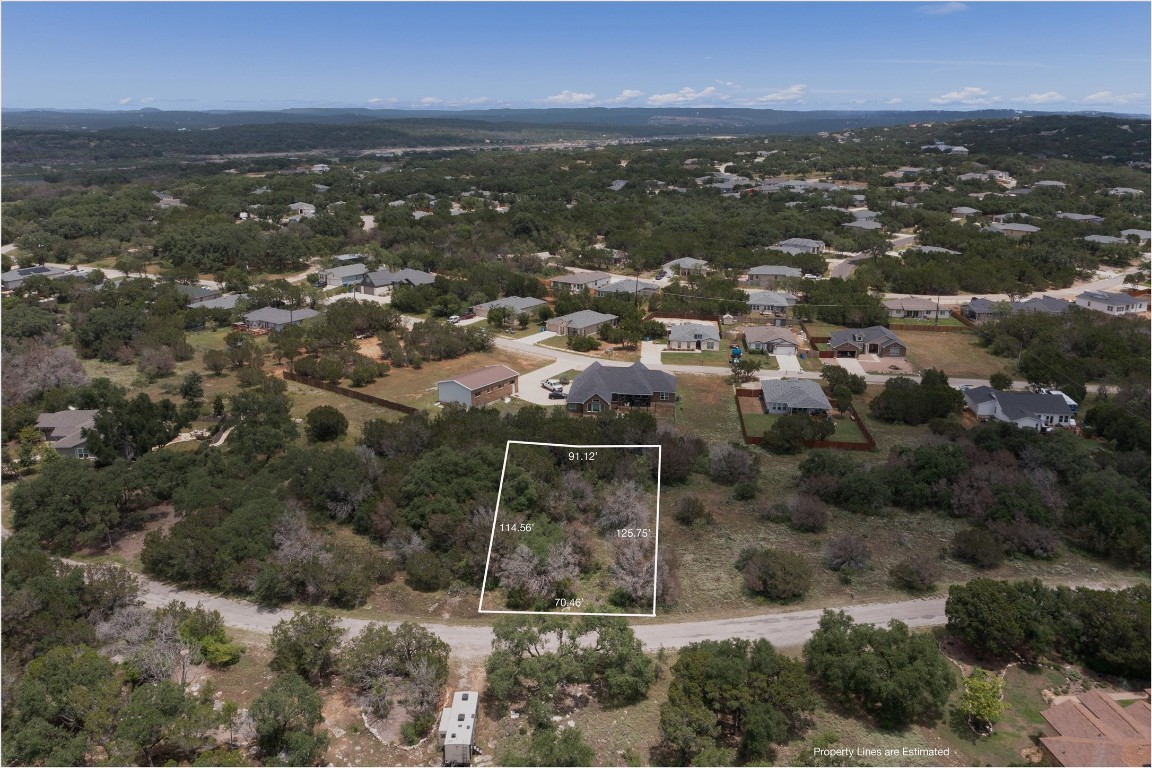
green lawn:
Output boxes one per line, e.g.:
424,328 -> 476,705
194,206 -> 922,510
889,315 -> 966,327
672,375 -> 741,443
662,350 -> 734,367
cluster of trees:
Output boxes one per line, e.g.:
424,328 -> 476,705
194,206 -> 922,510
793,278 -> 887,327
655,638 -> 817,766
796,418 -> 1149,568
947,579 -> 1149,681
868,369 -> 964,426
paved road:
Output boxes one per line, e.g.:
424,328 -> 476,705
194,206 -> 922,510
882,266 -> 1144,304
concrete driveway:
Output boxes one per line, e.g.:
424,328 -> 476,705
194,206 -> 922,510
774,353 -> 802,374
520,330 -> 558,345
640,341 -> 664,366
834,357 -> 868,377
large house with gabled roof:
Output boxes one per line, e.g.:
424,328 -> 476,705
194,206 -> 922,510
566,362 -> 676,416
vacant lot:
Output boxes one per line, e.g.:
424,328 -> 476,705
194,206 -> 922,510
903,330 -> 1011,379
661,349 -> 733,367
672,375 -> 741,444
356,348 -> 551,410
538,335 -> 641,362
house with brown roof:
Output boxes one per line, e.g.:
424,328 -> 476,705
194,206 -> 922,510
436,365 -> 519,408
1039,690 -> 1150,767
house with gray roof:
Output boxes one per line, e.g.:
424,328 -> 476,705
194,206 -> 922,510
36,409 -> 98,459
883,297 -> 948,320
546,310 -> 618,337
761,379 -> 832,415
951,206 -> 982,217
195,293 -> 245,311
770,238 -> 825,255
747,265 -> 803,288
471,296 -> 547,318
1120,229 -> 1151,243
318,263 -> 369,288
667,322 -> 721,351
828,326 -> 906,358
1082,235 -> 1128,245
594,278 -> 660,298
663,257 -> 710,276
333,253 -> 367,264
742,326 -> 798,354
549,271 -> 613,293
243,307 -> 320,331
360,268 -> 435,295
962,295 -> 1069,323
1107,187 -> 1144,196
175,284 -> 222,304
746,290 -> 797,314
566,362 -> 675,416
1034,180 -> 1066,188
964,387 -> 1073,431
842,219 -> 883,230
288,202 -> 316,218
1056,212 -> 1105,223
988,222 -> 1041,238
1075,290 -> 1146,316
909,245 -> 962,255
1,265 -> 69,290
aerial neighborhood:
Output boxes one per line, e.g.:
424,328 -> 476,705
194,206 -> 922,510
2,102 -> 1149,768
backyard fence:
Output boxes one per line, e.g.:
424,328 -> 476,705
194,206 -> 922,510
950,307 -> 979,329
734,389 -> 877,451
282,371 -> 418,415
888,321 -> 971,334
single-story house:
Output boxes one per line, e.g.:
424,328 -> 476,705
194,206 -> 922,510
828,326 -> 906,358
1056,212 -> 1105,223
318,263 -> 369,288
746,290 -> 797,314
951,206 -> 981,217
195,293 -> 245,311
747,265 -> 803,288
1038,689 -> 1150,768
243,307 -> 320,331
549,271 -> 613,293
1033,180 -> 1067,189
1016,295 -> 1072,315
594,278 -> 660,298
742,326 -> 798,354
851,209 -> 880,220
1075,290 -> 1147,316
663,257 -> 710,276
566,362 -> 676,415
36,409 -> 98,459
909,245 -> 962,255
1120,229 -> 1151,243
471,296 -> 547,318
437,365 -> 519,408
667,322 -> 721,351
894,181 -> 932,192
961,296 -> 1070,323
176,284 -> 222,304
989,222 -> 1041,238
770,238 -> 825,255
883,297 -> 949,320
883,167 -> 924,178
1082,235 -> 1128,245
964,387 -> 1074,431
761,379 -> 832,415
1,265 -> 69,290
360,268 -> 435,296
1107,187 -> 1144,196
333,253 -> 367,264
842,219 -> 882,230
546,310 -> 618,337
288,202 -> 316,218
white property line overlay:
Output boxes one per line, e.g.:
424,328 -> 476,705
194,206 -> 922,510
478,440 -> 662,618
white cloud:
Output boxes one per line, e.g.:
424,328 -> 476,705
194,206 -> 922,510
1083,90 -> 1143,105
601,89 -> 644,104
918,2 -> 969,15
848,99 -> 866,105
716,79 -> 740,88
647,86 -> 722,106
367,97 -> 397,105
419,97 -> 443,106
885,97 -> 904,105
929,86 -> 1000,105
754,84 -> 808,104
1014,92 -> 1065,104
117,98 -> 133,105
544,90 -> 596,105
116,96 -> 155,106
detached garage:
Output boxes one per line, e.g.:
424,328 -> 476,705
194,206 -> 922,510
437,365 -> 519,408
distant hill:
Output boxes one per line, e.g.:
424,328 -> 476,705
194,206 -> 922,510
5,106 -> 1143,134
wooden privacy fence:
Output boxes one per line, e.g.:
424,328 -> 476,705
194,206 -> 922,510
950,307 -> 979,329
734,389 -> 877,451
888,322 -> 971,334
282,371 -> 418,415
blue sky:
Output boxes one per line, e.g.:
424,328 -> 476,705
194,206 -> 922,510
3,2 -> 1149,112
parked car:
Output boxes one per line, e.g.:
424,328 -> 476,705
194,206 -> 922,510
541,379 -> 564,391
448,315 -> 461,324
460,311 -> 476,319
547,390 -> 566,400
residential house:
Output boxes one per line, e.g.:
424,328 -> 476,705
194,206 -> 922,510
951,206 -> 981,217
746,290 -> 797,314
175,284 -> 222,304
883,297 -> 948,320
318,263 -> 369,288
760,379 -> 832,415
471,296 -> 547,318
549,271 -> 613,293
196,293 -> 245,311
333,253 -> 367,265
828,326 -> 906,358
1038,690 -> 1150,768
437,365 -> 519,408
964,386 -> 1074,431
747,265 -> 803,288
1016,295 -> 1072,315
288,202 -> 316,218
566,362 -> 676,415
921,143 -> 968,155
360,268 -> 435,296
894,181 -> 933,192
988,222 -> 1040,238
1,264 -> 69,290
1075,290 -> 1147,316
1107,187 -> 1144,196
1034,180 -> 1067,189
1082,235 -> 1128,245
35,409 -> 98,459
742,326 -> 798,354
663,257 -> 710,276
909,245 -> 962,255
594,278 -> 661,298
667,322 -> 721,351
842,219 -> 882,230
546,310 -> 618,337
243,307 -> 319,331
882,167 -> 924,178
1056,212 -> 1105,223
851,209 -> 880,221
1121,229 -> 1151,243
770,238 -> 825,255
961,296 -> 1070,323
